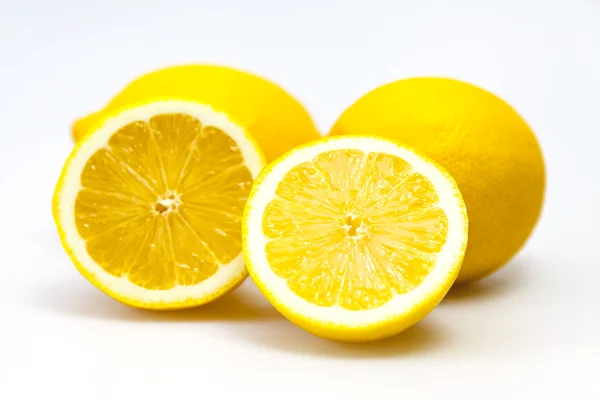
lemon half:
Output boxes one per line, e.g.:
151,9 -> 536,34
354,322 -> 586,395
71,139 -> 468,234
54,100 -> 265,309
243,136 -> 468,341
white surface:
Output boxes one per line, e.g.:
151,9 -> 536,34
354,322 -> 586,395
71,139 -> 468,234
1,0 -> 599,398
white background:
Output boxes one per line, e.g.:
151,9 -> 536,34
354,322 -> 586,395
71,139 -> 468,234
2,0 -> 599,398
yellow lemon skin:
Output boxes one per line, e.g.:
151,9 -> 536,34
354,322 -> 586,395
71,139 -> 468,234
329,78 -> 545,284
72,65 -> 321,162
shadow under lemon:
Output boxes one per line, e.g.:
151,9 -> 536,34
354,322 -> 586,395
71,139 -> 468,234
247,256 -> 532,358
443,256 -> 529,304
35,277 -> 451,357
233,316 -> 453,359
36,279 -> 280,322
36,255 -> 528,357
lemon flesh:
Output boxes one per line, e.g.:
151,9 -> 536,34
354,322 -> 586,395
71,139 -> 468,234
263,149 -> 448,310
55,100 -> 265,309
244,136 -> 468,341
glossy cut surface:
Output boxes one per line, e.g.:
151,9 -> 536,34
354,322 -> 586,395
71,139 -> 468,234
263,149 -> 448,310
75,113 -> 253,290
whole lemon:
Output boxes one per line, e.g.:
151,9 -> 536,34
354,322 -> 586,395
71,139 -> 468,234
329,78 -> 545,283
73,65 -> 320,162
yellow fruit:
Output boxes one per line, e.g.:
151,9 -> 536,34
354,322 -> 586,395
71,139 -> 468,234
54,100 -> 266,309
72,65 -> 321,162
330,78 -> 545,283
243,136 -> 468,341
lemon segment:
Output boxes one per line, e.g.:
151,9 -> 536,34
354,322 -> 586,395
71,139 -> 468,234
54,100 -> 265,309
243,136 -> 468,341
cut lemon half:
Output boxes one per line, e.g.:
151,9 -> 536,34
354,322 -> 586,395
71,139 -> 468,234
243,136 -> 468,341
54,99 -> 266,309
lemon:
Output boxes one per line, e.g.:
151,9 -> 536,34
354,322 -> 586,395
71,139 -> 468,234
243,136 -> 468,341
330,78 -> 545,283
54,100 -> 266,309
72,65 -> 321,162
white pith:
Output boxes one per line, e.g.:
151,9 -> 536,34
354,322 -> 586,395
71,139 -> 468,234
56,100 -> 265,305
244,136 -> 467,327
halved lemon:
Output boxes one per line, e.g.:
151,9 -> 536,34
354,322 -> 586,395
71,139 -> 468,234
54,100 -> 266,309
243,136 -> 468,341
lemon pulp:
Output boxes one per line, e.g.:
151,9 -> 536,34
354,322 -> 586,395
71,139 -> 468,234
74,113 -> 252,290
262,149 -> 448,311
